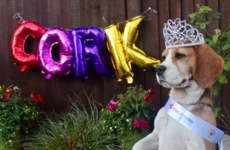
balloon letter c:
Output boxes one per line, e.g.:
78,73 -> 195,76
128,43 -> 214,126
11,21 -> 46,71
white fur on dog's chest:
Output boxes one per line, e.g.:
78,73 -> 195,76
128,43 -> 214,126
155,108 -> 206,150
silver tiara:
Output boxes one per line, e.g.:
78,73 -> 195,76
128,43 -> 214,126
163,18 -> 205,48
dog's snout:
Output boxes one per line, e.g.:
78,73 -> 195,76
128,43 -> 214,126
156,65 -> 166,75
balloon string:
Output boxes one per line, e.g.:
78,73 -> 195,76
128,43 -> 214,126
13,13 -> 24,23
117,7 -> 157,24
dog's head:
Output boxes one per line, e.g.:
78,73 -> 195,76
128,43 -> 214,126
156,44 -> 224,89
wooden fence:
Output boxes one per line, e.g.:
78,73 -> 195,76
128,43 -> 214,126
0,0 -> 229,125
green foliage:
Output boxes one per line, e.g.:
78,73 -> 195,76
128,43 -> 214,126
214,107 -> 222,118
23,91 -> 121,150
0,85 -> 40,147
99,86 -> 158,138
188,5 -> 230,97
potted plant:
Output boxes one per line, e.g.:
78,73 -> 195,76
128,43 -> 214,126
0,85 -> 44,150
99,86 -> 159,150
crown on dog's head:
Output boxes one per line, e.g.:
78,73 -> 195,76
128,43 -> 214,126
163,18 -> 205,48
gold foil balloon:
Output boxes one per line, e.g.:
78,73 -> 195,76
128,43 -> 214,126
105,24 -> 133,84
105,15 -> 161,84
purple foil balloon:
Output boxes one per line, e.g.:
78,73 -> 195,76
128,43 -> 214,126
70,27 -> 112,80
38,28 -> 73,79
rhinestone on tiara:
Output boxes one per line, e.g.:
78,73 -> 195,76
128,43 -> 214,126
163,18 -> 205,48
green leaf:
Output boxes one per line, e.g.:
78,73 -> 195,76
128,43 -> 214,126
218,74 -> 228,84
213,12 -> 222,18
212,85 -> 221,97
212,90 -> 219,97
212,85 -> 222,91
135,104 -> 138,112
191,17 -> 196,23
222,44 -> 230,50
200,23 -> 206,29
212,34 -> 220,43
224,61 -> 230,71
225,54 -> 230,61
214,107 -> 222,118
205,20 -> 211,25
188,13 -> 196,19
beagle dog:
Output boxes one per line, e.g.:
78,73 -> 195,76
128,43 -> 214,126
133,44 -> 224,150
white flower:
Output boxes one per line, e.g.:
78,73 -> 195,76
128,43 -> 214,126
115,126 -> 117,128
13,86 -> 19,91
13,132 -> 15,135
103,120 -> 106,123
32,112 -> 34,115
26,131 -> 28,134
122,140 -> 124,142
130,127 -> 132,130
103,127 -> 105,130
9,140 -> 12,143
101,109 -> 104,111
126,119 -> 129,122
110,127 -> 113,130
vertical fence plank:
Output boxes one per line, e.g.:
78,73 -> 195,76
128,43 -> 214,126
181,0 -> 194,21
158,0 -> 170,105
141,0 -> 161,107
126,0 -> 145,87
169,0 -> 181,20
219,0 -> 230,132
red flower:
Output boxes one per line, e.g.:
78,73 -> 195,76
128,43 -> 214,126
108,103 -> 114,112
116,96 -> 120,101
16,91 -> 26,96
3,92 -> 11,101
133,119 -> 140,128
31,94 -> 45,103
69,137 -> 72,148
153,105 -> 158,109
144,94 -> 152,102
149,88 -> 155,94
140,120 -> 148,129
3,88 -> 12,101
37,94 -> 45,103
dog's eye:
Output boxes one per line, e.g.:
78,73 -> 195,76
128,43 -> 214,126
162,56 -> 166,60
175,53 -> 185,59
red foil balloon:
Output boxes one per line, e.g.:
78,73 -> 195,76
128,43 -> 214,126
11,20 -> 46,71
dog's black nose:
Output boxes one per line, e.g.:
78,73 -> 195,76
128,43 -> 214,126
156,65 -> 166,75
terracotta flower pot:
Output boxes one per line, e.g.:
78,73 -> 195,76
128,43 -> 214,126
0,131 -> 22,150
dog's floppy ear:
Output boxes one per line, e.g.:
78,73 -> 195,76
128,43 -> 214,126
193,44 -> 224,88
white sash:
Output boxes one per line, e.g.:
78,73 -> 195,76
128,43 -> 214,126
164,97 -> 224,150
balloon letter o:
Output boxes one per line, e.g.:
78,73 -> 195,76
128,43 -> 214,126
38,28 -> 73,79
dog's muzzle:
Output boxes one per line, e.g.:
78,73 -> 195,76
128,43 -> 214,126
156,65 -> 167,76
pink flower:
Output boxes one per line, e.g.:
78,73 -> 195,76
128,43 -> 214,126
136,94 -> 140,97
129,86 -> 132,90
140,120 -> 148,129
108,100 -> 119,112
133,119 -> 140,128
153,105 -> 158,109
108,103 -> 114,112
